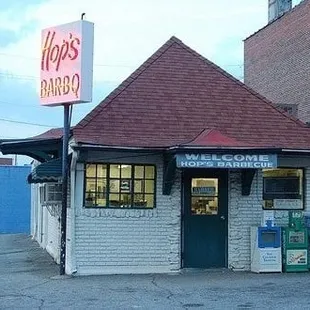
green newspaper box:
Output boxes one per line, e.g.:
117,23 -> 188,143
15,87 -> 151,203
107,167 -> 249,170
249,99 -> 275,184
282,211 -> 308,272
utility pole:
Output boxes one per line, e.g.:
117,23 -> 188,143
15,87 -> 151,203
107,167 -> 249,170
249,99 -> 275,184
59,12 -> 86,276
59,103 -> 71,275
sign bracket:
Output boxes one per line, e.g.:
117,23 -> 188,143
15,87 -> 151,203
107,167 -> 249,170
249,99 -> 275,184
241,169 -> 256,196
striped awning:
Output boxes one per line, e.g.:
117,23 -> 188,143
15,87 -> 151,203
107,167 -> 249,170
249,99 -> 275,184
27,158 -> 62,184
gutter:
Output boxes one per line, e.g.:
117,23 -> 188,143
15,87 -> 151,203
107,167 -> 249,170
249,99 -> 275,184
281,149 -> 310,154
67,148 -> 78,275
167,146 -> 284,152
72,143 -> 310,155
72,144 -> 166,152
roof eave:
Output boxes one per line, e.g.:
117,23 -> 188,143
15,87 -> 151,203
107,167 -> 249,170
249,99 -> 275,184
72,143 -> 167,152
0,138 -> 62,162
168,146 -> 310,156
168,145 -> 283,152
281,148 -> 310,154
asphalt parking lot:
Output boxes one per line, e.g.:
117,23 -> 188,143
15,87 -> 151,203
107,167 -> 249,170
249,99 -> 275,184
1,234 -> 310,310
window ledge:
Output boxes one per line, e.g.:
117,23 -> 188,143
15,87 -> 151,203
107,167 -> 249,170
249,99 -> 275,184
79,207 -> 158,218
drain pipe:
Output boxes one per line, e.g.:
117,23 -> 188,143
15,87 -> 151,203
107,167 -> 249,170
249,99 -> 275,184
67,148 -> 79,274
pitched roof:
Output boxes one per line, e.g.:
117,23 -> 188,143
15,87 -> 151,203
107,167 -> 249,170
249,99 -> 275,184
31,128 -> 66,140
0,128 -> 64,144
73,36 -> 310,150
0,128 -> 67,163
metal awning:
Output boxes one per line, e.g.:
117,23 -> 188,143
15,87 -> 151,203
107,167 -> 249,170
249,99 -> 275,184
27,158 -> 62,184
0,138 -> 62,162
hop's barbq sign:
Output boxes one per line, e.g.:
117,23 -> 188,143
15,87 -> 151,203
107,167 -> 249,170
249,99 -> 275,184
40,20 -> 94,106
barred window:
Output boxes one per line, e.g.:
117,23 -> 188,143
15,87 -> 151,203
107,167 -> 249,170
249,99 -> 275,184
40,183 -> 62,203
84,164 -> 156,209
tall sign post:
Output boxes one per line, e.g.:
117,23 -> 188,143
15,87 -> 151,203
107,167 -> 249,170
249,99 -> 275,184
40,17 -> 94,275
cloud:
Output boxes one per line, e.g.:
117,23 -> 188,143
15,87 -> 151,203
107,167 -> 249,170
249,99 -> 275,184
0,0 -> 304,79
0,0 -> 268,82
0,20 -> 38,48
0,29 -> 19,48
0,0 -> 46,10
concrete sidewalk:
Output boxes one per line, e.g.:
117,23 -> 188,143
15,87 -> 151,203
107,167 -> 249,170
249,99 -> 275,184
1,234 -> 310,309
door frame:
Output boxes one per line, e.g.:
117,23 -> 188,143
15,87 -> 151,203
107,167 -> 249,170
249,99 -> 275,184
181,168 -> 228,268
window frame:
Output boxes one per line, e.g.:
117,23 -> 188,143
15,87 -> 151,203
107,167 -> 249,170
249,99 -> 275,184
83,163 -> 157,209
40,183 -> 62,204
190,178 -> 219,216
262,167 -> 305,210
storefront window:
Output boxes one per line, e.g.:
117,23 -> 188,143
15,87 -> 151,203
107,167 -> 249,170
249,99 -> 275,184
85,164 -> 156,208
191,178 -> 218,215
263,168 -> 303,210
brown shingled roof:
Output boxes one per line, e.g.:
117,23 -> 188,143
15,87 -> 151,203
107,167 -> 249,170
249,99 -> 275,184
30,127 -> 74,140
31,128 -> 64,140
73,36 -> 310,150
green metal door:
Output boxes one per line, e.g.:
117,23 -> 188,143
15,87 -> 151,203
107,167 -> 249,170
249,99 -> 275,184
183,169 -> 228,268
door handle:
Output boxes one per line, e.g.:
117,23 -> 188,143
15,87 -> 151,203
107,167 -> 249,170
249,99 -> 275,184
220,215 -> 226,220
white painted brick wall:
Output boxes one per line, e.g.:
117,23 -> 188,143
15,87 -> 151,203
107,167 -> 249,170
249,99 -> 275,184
228,169 -> 263,271
45,210 -> 60,264
66,208 -> 74,273
73,153 -> 181,275
31,183 -> 39,240
228,167 -> 310,271
31,181 -> 61,264
31,184 -> 46,247
43,182 -> 70,266
69,151 -> 310,274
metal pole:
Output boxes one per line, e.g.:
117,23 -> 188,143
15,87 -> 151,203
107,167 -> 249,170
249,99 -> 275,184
60,104 -> 70,275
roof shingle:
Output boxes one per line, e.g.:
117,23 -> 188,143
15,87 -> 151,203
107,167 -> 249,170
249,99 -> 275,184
73,36 -> 310,150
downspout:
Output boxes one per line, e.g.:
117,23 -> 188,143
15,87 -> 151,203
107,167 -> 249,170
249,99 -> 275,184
67,148 -> 79,274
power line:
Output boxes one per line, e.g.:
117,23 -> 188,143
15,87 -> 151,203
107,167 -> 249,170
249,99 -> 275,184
0,100 -> 36,107
0,52 -> 136,68
0,72 -> 120,84
0,70 -> 243,83
0,51 -> 244,68
0,117 -> 58,128
0,135 -> 22,139
0,73 -> 37,81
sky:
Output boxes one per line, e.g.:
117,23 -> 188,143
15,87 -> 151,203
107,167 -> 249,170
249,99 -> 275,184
0,0 -> 303,164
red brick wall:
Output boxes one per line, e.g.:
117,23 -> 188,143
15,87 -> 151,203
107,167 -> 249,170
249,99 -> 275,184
0,158 -> 13,165
244,0 -> 310,123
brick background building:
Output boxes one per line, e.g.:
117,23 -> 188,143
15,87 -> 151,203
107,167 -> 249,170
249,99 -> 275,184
244,0 -> 310,123
0,158 -> 13,165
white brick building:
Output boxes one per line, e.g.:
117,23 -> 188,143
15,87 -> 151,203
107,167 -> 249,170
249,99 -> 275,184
2,36 -> 310,275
